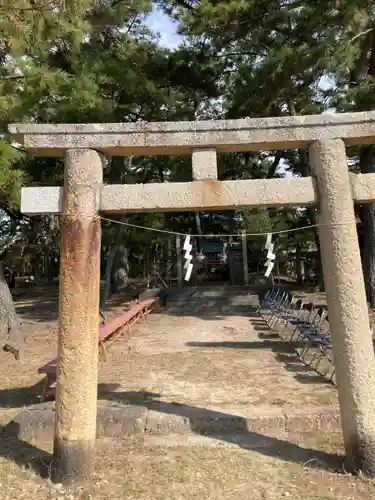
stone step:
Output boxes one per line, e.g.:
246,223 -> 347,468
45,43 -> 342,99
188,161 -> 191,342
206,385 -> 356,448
166,288 -> 257,301
6,402 -> 340,442
167,285 -> 256,297
165,288 -> 259,315
166,296 -> 257,307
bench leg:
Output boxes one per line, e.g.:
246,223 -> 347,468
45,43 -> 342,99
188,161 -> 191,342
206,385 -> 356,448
3,343 -> 23,361
99,341 -> 107,362
311,346 -> 327,373
145,305 -> 155,319
40,373 -> 57,402
147,302 -> 158,316
152,301 -> 160,313
298,339 -> 312,359
123,325 -> 132,341
288,324 -> 301,343
304,347 -> 320,367
114,325 -> 127,343
40,375 -> 50,403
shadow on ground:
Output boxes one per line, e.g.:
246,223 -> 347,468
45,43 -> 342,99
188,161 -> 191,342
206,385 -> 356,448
164,285 -> 268,320
185,309 -> 333,387
249,314 -> 333,386
13,283 -> 142,323
0,423 -> 51,477
0,380 -> 45,409
186,340 -> 303,351
99,389 -> 343,473
187,338 -> 331,386
164,284 -> 326,321
1,380 -> 341,477
16,300 -> 59,323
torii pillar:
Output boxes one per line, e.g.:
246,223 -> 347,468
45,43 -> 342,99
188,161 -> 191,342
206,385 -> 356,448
310,139 -> 375,475
52,149 -> 102,484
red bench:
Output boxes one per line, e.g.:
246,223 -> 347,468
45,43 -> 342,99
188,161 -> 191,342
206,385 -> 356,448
38,297 -> 159,402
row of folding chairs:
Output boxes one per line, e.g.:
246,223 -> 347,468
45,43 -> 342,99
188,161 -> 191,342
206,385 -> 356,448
257,288 -> 335,382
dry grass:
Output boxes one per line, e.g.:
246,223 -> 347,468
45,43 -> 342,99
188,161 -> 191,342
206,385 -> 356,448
1,431 -> 375,500
88,431 -> 375,500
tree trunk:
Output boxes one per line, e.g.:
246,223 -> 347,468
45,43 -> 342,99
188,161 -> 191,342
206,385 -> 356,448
296,244 -> 303,285
0,261 -> 22,360
110,226 -> 130,293
299,149 -> 324,290
359,147 -> 375,306
100,245 -> 116,307
110,247 -> 130,293
315,237 -> 324,290
166,237 -> 172,285
109,156 -> 126,183
101,220 -> 130,299
195,212 -> 202,236
105,156 -> 131,293
287,97 -> 324,290
356,31 -> 375,306
194,212 -> 204,285
46,215 -> 59,281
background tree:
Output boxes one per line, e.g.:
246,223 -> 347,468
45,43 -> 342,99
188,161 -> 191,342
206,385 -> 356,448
157,0 -> 375,298
2,0 -> 373,307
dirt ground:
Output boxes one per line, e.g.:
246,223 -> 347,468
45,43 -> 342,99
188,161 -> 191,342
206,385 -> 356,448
0,283 -> 374,499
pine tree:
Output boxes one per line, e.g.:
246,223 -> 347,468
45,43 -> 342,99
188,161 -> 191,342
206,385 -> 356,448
158,0 -> 375,296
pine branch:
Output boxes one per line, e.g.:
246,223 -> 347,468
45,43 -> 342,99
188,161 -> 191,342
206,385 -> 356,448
9,144 -> 27,153
0,1 -> 57,12
349,28 -> 375,44
0,233 -> 20,257
0,0 -> 85,13
0,75 -> 24,80
172,0 -> 195,10
0,205 -> 28,223
124,14 -> 138,36
267,151 -> 283,179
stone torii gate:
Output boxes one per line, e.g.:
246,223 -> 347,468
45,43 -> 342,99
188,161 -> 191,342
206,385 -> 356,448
9,112 -> 375,482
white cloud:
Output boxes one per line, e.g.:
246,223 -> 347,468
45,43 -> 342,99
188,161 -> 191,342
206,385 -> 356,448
277,158 -> 294,179
146,5 -> 182,49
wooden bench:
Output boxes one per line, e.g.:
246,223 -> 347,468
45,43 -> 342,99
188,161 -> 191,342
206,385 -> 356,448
38,297 -> 159,402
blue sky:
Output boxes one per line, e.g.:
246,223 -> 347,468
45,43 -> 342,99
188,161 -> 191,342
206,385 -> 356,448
147,5 -> 182,49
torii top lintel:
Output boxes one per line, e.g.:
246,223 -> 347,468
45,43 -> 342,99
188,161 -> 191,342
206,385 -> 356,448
8,111 -> 375,157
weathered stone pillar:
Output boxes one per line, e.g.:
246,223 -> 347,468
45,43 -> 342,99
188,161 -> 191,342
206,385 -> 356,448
53,149 -> 103,484
309,138 -> 375,476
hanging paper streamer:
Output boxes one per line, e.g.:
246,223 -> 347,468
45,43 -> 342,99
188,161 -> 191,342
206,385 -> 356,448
264,233 -> 275,278
264,261 -> 275,278
183,235 -> 193,281
266,243 -> 276,261
265,233 -> 273,250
